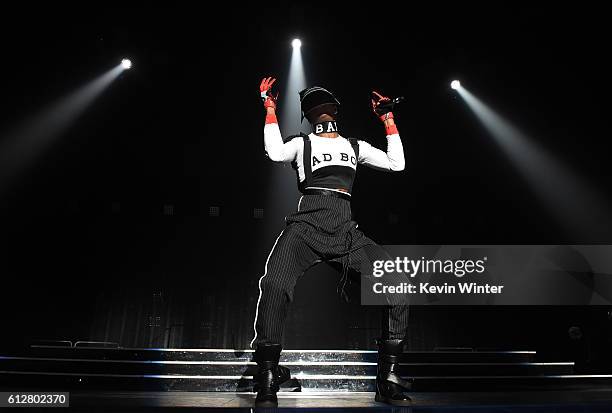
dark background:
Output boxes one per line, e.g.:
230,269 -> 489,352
0,4 -> 610,366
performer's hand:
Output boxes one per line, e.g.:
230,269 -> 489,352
371,90 -> 394,122
260,77 -> 279,110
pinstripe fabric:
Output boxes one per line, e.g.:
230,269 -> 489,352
251,195 -> 409,347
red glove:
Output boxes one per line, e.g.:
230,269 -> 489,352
260,77 -> 279,109
371,90 -> 394,122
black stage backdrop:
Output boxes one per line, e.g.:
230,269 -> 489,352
0,4 -> 610,367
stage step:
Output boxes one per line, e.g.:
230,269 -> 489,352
1,346 -> 607,392
1,370 -> 612,392
20,346 -> 538,363
0,356 -> 574,377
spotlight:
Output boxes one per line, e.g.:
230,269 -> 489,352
291,39 -> 302,48
450,80 -> 461,90
121,59 -> 132,70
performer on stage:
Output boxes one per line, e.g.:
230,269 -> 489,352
250,76 -> 411,407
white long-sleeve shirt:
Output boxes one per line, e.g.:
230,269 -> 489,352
264,122 -> 405,196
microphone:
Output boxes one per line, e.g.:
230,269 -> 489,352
380,96 -> 404,108
375,95 -> 405,110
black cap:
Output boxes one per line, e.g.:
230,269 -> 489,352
299,86 -> 340,122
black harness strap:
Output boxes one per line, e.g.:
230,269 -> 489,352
285,132 -> 311,193
348,138 -> 359,163
282,132 -> 307,144
302,134 -> 312,193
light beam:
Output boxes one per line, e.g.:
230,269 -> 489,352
264,39 -> 308,236
0,63 -> 125,195
455,85 -> 612,238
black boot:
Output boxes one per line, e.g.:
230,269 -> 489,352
253,343 -> 290,407
375,339 -> 412,406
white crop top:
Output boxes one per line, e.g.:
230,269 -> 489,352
264,123 -> 405,195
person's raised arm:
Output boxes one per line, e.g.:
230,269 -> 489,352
357,90 -> 405,171
260,76 -> 298,162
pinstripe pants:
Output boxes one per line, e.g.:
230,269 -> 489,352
250,194 -> 410,347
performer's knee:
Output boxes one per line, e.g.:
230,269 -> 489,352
260,271 -> 293,299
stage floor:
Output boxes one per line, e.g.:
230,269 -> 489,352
58,390 -> 612,411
